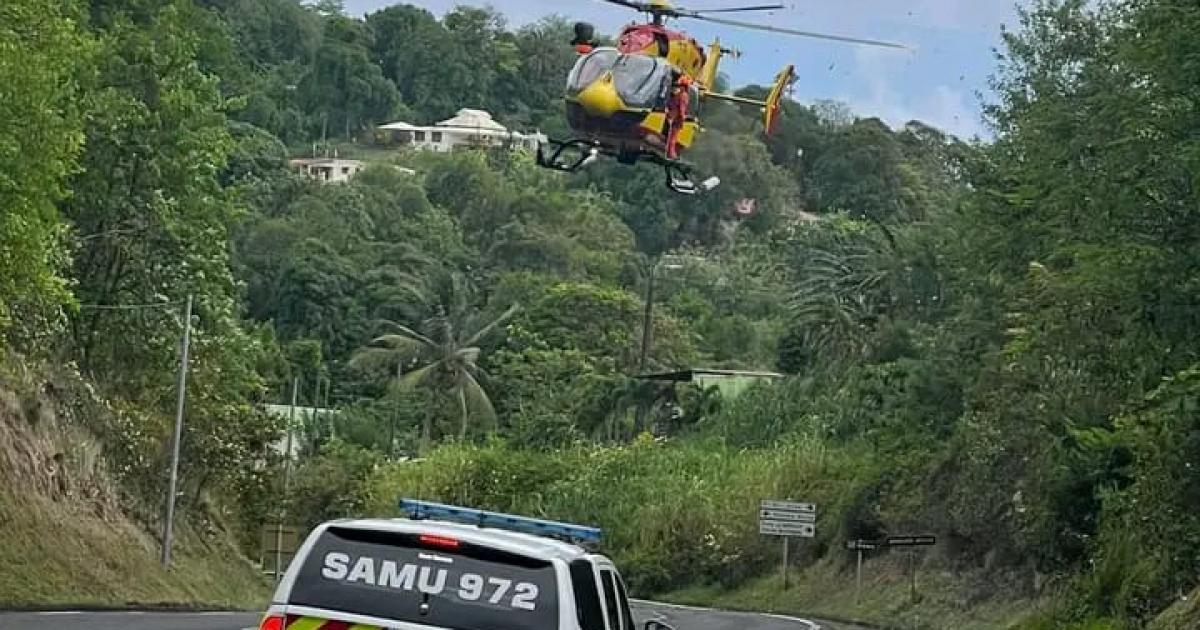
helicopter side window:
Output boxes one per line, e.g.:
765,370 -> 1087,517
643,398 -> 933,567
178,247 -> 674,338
610,54 -> 670,109
566,47 -> 619,94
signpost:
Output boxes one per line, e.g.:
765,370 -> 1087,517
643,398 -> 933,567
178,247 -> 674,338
886,534 -> 937,603
759,499 -> 816,589
845,539 -> 881,603
261,524 -> 300,579
843,535 -> 937,604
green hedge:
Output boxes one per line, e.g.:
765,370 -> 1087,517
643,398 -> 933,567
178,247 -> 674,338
367,435 -> 880,594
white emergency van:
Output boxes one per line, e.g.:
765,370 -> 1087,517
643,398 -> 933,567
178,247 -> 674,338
255,499 -> 670,630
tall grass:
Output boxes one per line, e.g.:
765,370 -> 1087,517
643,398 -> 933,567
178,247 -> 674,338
368,434 -> 880,593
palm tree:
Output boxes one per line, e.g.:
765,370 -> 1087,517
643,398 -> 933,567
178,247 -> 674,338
786,217 -> 923,369
350,272 -> 519,452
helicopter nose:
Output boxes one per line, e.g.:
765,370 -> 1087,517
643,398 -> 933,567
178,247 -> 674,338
576,74 -> 624,117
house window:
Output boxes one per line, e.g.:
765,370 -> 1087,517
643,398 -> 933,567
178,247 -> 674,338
414,131 -> 426,142
431,131 -> 443,143
341,167 -> 350,175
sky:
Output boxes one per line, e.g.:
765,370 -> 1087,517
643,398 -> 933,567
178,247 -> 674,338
343,0 -> 1026,139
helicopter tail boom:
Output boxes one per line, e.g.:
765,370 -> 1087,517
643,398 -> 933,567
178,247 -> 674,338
700,62 -> 794,135
701,91 -> 764,107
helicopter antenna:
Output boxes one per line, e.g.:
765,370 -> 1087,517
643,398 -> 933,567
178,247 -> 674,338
595,0 -> 909,50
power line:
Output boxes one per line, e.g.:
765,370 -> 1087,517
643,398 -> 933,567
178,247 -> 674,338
77,300 -> 190,311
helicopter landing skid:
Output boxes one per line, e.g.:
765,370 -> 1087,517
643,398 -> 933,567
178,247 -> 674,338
644,154 -> 720,196
536,138 -> 601,173
535,138 -> 720,195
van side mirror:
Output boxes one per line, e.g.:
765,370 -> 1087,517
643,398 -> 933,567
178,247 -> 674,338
645,621 -> 676,630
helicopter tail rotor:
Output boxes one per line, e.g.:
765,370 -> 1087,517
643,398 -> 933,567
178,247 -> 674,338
762,64 -> 796,135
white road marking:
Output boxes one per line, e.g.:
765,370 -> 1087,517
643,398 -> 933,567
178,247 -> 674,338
763,613 -> 822,629
632,599 -> 824,629
631,599 -> 709,612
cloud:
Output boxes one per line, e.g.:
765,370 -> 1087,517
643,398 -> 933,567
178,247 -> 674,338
901,0 -> 1019,32
836,46 -> 987,139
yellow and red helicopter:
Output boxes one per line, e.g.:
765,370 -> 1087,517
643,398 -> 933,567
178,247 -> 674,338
536,0 -> 907,194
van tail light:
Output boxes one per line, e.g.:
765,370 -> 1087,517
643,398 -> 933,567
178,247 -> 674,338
259,615 -> 285,630
419,534 -> 461,550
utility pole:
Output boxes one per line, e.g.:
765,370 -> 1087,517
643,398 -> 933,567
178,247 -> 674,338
275,376 -> 298,582
310,374 -> 321,451
161,294 -> 193,568
390,361 -> 401,459
638,260 -> 657,373
322,378 -> 331,439
634,259 -> 658,436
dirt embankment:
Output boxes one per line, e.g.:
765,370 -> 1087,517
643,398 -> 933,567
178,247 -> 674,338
0,358 -> 269,609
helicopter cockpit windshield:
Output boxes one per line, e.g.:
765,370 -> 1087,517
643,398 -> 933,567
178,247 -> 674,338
567,47 -> 619,92
566,47 -> 672,110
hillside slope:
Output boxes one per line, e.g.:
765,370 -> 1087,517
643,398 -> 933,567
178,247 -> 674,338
0,359 -> 269,609
1148,587 -> 1200,630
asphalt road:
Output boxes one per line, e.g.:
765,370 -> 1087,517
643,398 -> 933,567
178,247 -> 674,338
0,602 -> 868,630
0,611 -> 260,629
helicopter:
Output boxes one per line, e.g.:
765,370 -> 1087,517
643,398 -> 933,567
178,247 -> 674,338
535,0 -> 908,194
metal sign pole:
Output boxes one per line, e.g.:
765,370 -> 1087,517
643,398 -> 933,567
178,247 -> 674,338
909,550 -> 918,604
781,536 -> 790,589
856,547 -> 863,604
760,498 -> 815,592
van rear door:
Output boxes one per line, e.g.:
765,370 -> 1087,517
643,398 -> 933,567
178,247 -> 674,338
286,526 -> 559,630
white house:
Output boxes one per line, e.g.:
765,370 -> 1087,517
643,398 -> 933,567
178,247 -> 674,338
377,108 -> 545,153
289,157 -> 365,184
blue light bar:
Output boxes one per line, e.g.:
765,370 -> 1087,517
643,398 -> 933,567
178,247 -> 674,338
399,498 -> 602,545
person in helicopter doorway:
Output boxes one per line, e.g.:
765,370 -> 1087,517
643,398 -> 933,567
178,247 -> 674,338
665,72 -> 693,160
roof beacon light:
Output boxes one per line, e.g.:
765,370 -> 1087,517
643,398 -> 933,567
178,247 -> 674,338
399,498 -> 602,546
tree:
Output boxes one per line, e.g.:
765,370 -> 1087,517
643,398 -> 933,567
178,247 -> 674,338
808,118 -> 910,221
350,272 -> 519,450
57,0 -> 279,513
298,13 -> 403,139
0,0 -> 91,347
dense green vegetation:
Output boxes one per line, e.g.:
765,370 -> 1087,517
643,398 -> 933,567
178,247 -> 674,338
5,0 -> 1200,627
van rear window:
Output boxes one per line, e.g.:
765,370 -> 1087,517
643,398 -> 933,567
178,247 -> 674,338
289,527 -> 559,630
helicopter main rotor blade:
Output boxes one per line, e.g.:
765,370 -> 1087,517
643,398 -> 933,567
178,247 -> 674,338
688,4 -> 785,14
686,13 -> 910,50
599,0 -> 653,11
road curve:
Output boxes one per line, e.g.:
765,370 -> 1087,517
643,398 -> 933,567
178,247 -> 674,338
0,602 -> 867,630
631,600 -> 870,630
